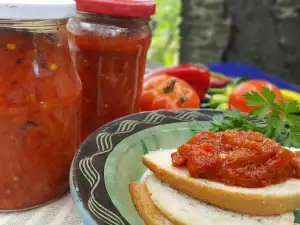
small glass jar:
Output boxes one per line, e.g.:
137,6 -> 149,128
67,0 -> 156,139
0,1 -> 82,210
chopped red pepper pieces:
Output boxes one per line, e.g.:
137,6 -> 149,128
0,29 -> 81,210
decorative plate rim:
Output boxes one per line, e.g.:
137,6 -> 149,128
70,109 -> 219,224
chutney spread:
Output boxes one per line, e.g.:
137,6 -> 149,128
67,16 -> 152,140
0,28 -> 81,210
171,130 -> 300,188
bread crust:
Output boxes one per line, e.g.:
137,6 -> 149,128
129,182 -> 173,225
143,155 -> 300,216
144,182 -> 187,225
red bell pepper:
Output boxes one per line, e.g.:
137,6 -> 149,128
209,71 -> 232,88
210,77 -> 231,88
144,64 -> 210,100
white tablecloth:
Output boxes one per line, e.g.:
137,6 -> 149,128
0,192 -> 82,225
0,191 -> 299,225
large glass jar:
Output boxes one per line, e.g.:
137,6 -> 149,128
0,1 -> 81,210
67,0 -> 156,139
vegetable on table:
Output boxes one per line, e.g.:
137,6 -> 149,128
209,71 -> 232,88
281,89 -> 300,102
211,88 -> 300,147
210,77 -> 231,88
203,94 -> 229,110
140,74 -> 200,111
144,64 -> 210,100
228,80 -> 283,113
204,77 -> 249,110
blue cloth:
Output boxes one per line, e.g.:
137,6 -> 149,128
207,63 -> 300,92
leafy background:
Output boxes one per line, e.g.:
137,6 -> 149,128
148,0 -> 181,67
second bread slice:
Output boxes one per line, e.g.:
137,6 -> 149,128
145,174 -> 294,225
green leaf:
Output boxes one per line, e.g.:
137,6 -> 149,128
290,126 -> 300,134
284,133 -> 300,148
284,114 -> 300,126
250,106 -> 270,119
267,118 -> 285,140
269,107 -> 280,119
261,87 -> 276,104
280,100 -> 300,114
226,107 -> 243,118
211,114 -> 225,126
283,133 -> 293,147
244,91 -> 266,106
241,122 -> 260,131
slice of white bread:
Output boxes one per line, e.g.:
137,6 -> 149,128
145,174 -> 295,225
142,149 -> 300,216
129,182 -> 174,225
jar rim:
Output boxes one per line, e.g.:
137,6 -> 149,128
76,10 -> 151,21
0,0 -> 76,20
0,20 -> 68,33
76,0 -> 156,18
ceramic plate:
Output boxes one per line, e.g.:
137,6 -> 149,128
70,109 -> 300,225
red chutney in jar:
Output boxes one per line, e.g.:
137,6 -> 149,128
172,130 -> 300,188
0,28 -> 81,210
67,0 -> 155,139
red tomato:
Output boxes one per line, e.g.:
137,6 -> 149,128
144,64 -> 210,100
228,80 -> 284,112
140,75 -> 200,111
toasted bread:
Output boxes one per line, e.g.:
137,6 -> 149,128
143,149 -> 300,216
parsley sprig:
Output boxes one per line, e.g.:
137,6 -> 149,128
210,87 -> 300,147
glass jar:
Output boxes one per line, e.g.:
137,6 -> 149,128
0,1 -> 81,210
67,0 -> 156,139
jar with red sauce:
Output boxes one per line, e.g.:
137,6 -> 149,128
0,1 -> 82,210
67,0 -> 156,139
